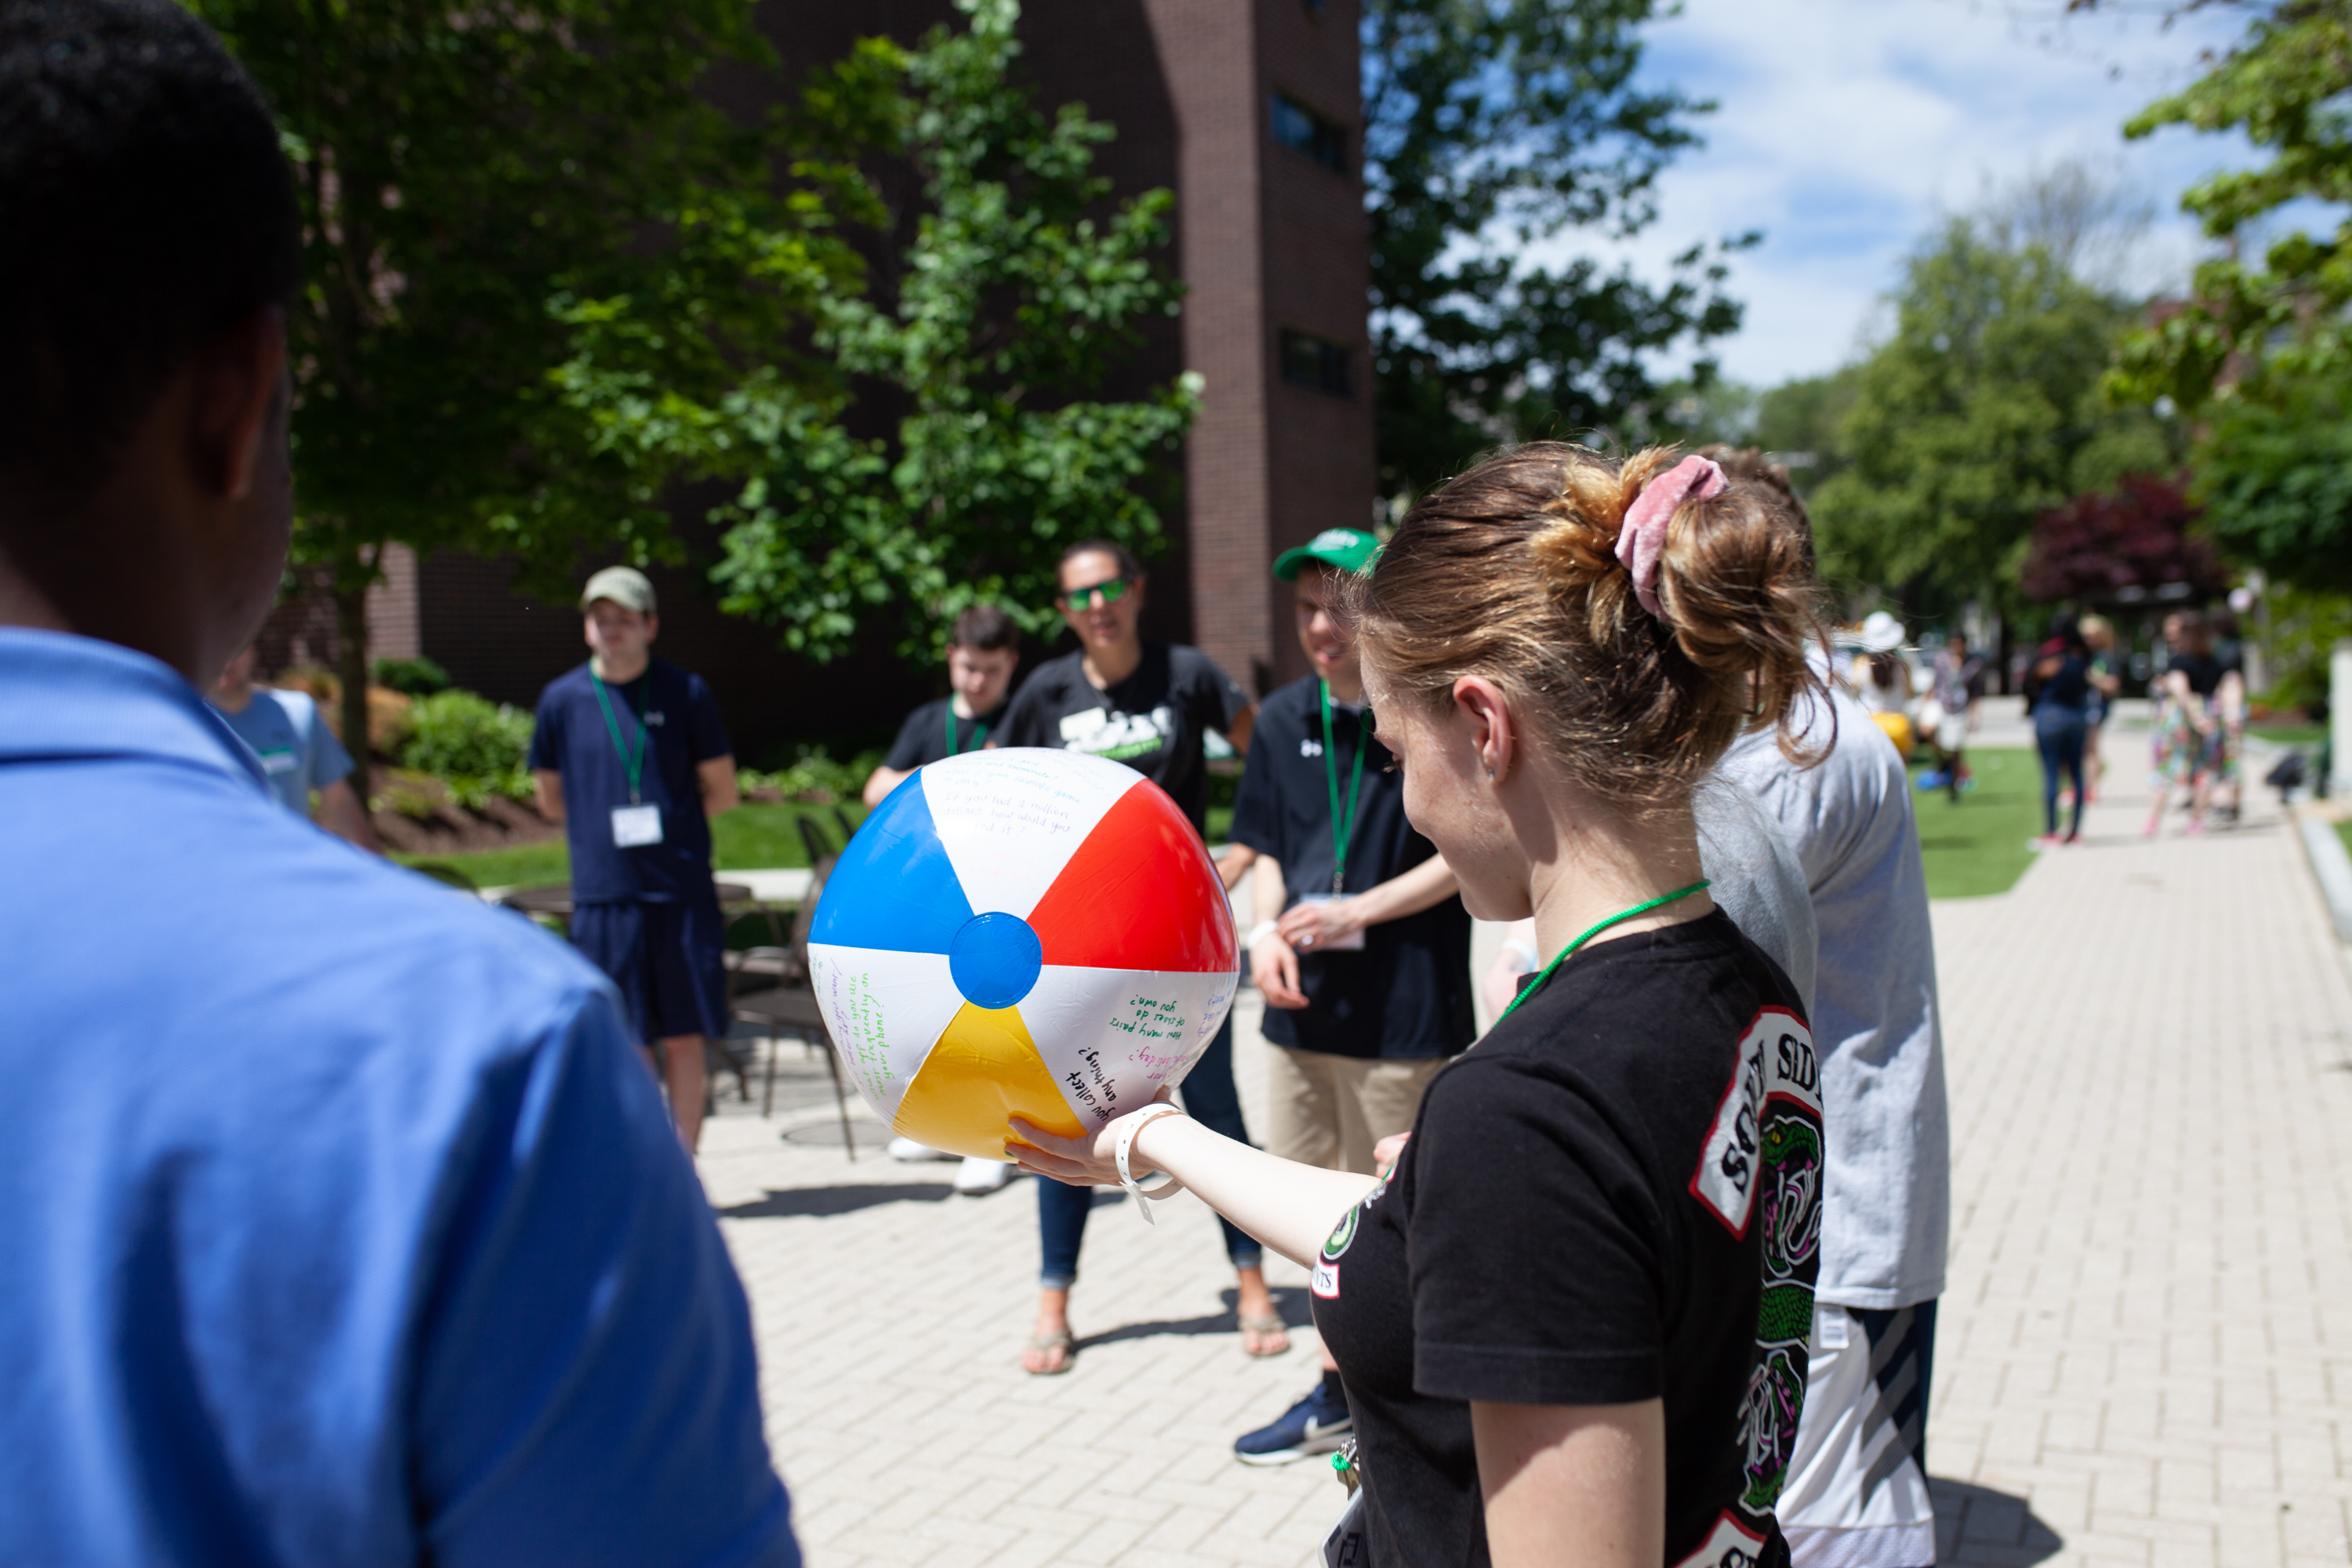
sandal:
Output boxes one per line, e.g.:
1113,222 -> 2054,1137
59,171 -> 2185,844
1239,1312 -> 1290,1358
1023,1327 -> 1075,1376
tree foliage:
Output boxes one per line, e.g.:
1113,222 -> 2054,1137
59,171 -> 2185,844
193,0 -> 834,786
2020,475 -> 2227,604
1809,220 -> 2171,617
561,0 -> 1196,659
2102,0 -> 2352,590
1363,0 -> 1750,499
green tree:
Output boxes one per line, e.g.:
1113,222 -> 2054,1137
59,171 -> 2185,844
558,0 -> 1197,661
1364,0 -> 1751,500
193,0 -> 851,791
2103,0 -> 2352,591
1751,366 -> 1863,500
1809,220 -> 2169,622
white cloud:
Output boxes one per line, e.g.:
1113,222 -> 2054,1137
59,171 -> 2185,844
1529,0 -> 2269,387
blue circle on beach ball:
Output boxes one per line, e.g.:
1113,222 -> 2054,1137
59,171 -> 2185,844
949,912 -> 1044,1011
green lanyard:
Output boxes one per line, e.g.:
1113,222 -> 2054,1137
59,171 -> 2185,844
946,706 -> 989,757
1494,880 -> 1712,1029
1319,680 -> 1368,893
590,671 -> 652,804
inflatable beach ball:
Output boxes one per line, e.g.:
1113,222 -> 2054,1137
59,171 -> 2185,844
808,746 -> 1240,1161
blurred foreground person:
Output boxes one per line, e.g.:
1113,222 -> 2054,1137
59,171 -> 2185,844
0,5 -> 796,1562
1712,451 -> 1949,1566
208,641 -> 383,851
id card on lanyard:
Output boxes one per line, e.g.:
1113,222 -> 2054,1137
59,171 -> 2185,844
1300,680 -> 1368,950
592,672 -> 664,848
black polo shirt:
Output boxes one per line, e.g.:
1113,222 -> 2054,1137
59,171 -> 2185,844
1229,676 -> 1474,1061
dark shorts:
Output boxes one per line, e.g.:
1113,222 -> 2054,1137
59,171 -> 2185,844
570,894 -> 729,1046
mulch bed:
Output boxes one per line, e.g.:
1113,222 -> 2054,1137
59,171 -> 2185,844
368,774 -> 561,856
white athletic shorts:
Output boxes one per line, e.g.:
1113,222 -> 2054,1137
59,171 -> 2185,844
1778,1301 -> 1939,1567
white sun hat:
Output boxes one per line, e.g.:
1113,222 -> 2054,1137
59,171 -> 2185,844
1859,609 -> 1907,652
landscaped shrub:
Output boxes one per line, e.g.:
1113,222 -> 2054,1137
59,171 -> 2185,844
372,655 -> 451,696
398,691 -> 535,808
740,745 -> 881,803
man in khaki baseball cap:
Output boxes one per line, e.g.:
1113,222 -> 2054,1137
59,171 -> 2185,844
579,564 -> 656,616
528,564 -> 739,1150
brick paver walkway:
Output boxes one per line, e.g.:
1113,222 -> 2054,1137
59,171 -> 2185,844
697,735 -> 2352,1566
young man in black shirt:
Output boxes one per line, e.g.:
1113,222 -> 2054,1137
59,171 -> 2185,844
861,604 -> 1021,809
528,567 -> 739,1151
868,603 -> 1025,1193
996,540 -> 1273,1374
1222,528 -> 1475,1466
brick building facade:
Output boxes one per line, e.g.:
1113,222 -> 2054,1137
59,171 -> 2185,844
263,0 -> 1373,758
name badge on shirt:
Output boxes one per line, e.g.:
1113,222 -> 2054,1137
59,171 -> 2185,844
255,746 -> 299,775
611,803 -> 663,847
1296,894 -> 1367,951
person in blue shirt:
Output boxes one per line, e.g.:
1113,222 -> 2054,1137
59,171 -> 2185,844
207,641 -> 383,852
528,565 -> 740,1152
0,5 -> 797,1563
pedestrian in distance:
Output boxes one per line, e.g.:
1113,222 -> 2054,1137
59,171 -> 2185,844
996,539 -> 1275,1374
1708,448 -> 1950,1568
529,566 -> 742,1152
2079,615 -> 2123,804
1011,445 -> 1830,1566
2024,612 -> 2093,847
1917,630 -> 1984,800
1219,527 -> 1476,1468
0,4 -> 797,1560
1849,610 -> 1915,762
208,641 -> 383,852
870,602 -> 1026,1194
862,602 -> 1022,809
2144,608 -> 2236,838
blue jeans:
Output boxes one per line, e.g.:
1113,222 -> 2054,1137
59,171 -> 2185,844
1037,1014 -> 1261,1287
2035,706 -> 2088,838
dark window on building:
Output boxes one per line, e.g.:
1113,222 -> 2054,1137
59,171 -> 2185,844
1279,329 -> 1352,398
1270,93 -> 1345,172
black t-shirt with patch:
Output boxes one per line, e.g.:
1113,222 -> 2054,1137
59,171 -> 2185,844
996,642 -> 1251,836
1229,676 -> 1473,1059
1311,912 -> 1824,1568
882,697 -> 1007,771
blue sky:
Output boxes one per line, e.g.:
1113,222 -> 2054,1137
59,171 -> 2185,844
1570,0 -> 2268,387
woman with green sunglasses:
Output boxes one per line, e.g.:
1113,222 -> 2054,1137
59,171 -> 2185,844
996,539 -> 1269,1374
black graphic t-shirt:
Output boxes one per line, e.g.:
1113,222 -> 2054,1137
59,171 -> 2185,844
1312,911 -> 1824,1568
1229,676 -> 1473,1059
882,697 -> 1007,771
996,642 -> 1252,837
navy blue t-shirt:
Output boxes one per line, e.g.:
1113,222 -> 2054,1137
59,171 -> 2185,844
528,659 -> 731,903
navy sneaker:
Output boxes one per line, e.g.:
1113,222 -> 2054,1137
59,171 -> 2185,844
1233,1381 -> 1352,1466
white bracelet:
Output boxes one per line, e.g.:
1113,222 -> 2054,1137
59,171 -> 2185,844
1115,1103 -> 1188,1225
1246,920 -> 1280,948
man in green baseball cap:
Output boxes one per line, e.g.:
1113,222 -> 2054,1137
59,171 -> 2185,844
1220,524 -> 1474,1467
1270,526 -> 1381,582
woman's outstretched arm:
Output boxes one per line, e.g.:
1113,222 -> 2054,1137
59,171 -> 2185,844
1008,1104 -> 1377,1268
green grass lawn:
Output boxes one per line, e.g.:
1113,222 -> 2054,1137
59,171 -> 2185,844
2251,722 -> 2328,746
1913,747 -> 2046,899
394,800 -> 869,891
2339,819 -> 2350,860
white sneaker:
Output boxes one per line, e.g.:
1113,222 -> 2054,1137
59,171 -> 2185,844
887,1136 -> 953,1163
953,1155 -> 1015,1195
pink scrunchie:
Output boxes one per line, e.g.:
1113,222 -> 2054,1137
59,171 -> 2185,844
1613,454 -> 1727,618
